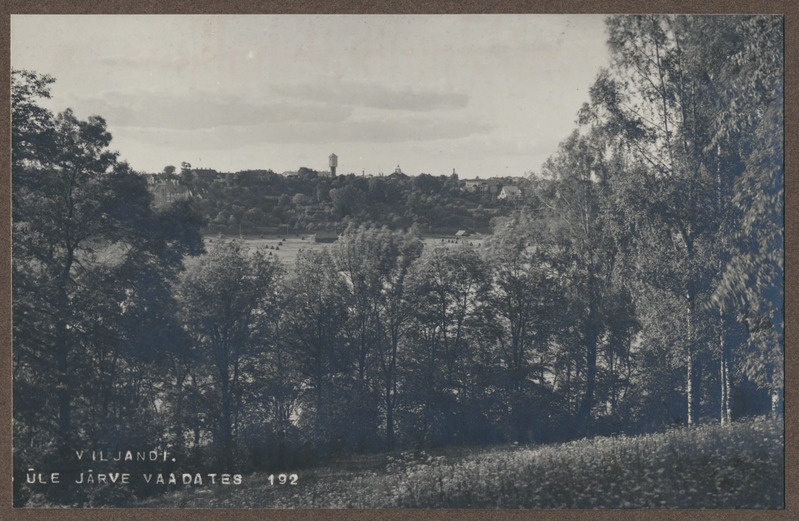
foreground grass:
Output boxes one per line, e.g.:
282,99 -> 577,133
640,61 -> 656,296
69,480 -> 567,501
139,416 -> 783,508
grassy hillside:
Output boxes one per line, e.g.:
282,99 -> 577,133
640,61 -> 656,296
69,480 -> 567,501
139,416 -> 783,509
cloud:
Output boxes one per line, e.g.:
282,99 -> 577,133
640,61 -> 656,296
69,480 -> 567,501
333,117 -> 490,143
115,115 -> 491,151
95,55 -> 192,73
272,80 -> 469,112
67,86 -> 487,155
69,89 -> 353,129
450,133 -> 557,158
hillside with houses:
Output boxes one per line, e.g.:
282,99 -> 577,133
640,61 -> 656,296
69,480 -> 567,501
145,165 -> 530,237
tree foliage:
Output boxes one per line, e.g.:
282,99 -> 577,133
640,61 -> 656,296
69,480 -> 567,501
580,15 -> 783,423
12,69 -> 204,505
11,15 -> 784,506
178,241 -> 281,469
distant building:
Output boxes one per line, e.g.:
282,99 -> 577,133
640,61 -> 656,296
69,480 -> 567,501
485,180 -> 502,195
498,185 -> 522,200
313,231 -> 339,243
150,179 -> 191,208
142,173 -> 159,186
329,153 -> 338,177
462,179 -> 484,192
462,178 -> 502,195
455,230 -> 470,238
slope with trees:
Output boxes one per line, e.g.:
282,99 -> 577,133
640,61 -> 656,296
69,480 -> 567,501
10,14 -> 784,507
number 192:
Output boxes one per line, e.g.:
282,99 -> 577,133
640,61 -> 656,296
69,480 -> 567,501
268,473 -> 298,485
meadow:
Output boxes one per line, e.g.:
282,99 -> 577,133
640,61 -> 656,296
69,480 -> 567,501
139,416 -> 783,509
199,233 -> 487,265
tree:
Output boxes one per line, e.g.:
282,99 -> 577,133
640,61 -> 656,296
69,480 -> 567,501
12,70 -> 204,504
334,225 -> 423,450
178,241 -> 282,469
281,248 -> 351,453
14,77 -> 136,446
11,69 -> 55,169
538,130 -> 629,436
483,212 -> 562,442
404,245 -> 492,446
329,185 -> 361,219
700,16 -> 784,415
582,15 -> 783,425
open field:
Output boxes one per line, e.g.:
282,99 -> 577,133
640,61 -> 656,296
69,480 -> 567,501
199,233 -> 487,266
203,235 -> 322,265
137,416 -> 783,509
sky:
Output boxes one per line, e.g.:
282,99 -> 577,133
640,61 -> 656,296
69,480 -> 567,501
11,15 -> 610,178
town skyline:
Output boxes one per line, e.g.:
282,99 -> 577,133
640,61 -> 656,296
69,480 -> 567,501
11,14 -> 610,178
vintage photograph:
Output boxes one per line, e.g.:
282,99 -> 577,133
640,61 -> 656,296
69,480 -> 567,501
10,14 -> 784,508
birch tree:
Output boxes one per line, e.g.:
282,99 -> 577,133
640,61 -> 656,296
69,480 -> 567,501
584,15 -> 783,424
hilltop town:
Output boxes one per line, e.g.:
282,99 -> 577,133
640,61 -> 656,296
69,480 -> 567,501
145,155 -> 529,238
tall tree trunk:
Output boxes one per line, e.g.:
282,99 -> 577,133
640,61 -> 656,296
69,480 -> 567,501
219,375 -> 233,470
56,248 -> 75,449
716,144 -> 732,427
686,351 -> 695,426
385,388 -> 395,451
609,346 -> 617,415
576,313 -> 599,436
719,308 -> 732,425
378,317 -> 400,452
720,350 -> 731,425
56,316 -> 72,447
686,293 -> 699,426
172,366 -> 186,453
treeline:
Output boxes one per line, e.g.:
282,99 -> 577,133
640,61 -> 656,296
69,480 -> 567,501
11,14 -> 783,507
169,165 -> 522,235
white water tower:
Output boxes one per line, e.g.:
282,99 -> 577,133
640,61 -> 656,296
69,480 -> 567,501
329,153 -> 337,177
